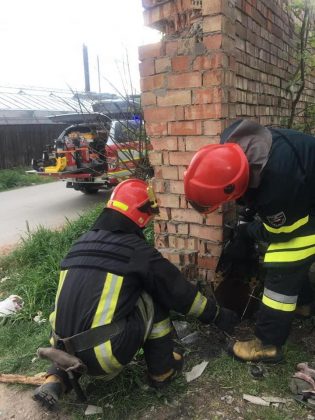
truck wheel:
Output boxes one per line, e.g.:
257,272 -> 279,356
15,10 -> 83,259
80,186 -> 99,194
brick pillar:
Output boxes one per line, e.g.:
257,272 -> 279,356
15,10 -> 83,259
139,0 -> 237,288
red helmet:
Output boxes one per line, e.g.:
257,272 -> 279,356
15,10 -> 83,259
107,179 -> 159,228
184,143 -> 249,213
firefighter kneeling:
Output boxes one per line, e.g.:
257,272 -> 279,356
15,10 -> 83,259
33,178 -> 238,409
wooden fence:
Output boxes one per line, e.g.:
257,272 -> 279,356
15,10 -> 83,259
0,124 -> 67,169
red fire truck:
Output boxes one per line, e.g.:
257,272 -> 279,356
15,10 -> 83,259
32,112 -> 152,193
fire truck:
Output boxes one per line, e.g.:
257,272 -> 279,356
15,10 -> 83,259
31,111 -> 152,193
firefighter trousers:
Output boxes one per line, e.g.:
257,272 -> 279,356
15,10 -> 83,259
255,261 -> 314,346
47,295 -> 176,387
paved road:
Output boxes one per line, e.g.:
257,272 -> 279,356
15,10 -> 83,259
0,181 -> 110,247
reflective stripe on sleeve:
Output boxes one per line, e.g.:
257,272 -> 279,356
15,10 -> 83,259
262,287 -> 297,312
188,291 -> 207,318
148,318 -> 173,340
264,234 -> 315,263
263,215 -> 309,234
92,272 -> 124,373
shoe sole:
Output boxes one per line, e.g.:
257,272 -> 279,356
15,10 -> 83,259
33,390 -> 58,410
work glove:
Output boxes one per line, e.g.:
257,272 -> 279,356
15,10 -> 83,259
214,307 -> 240,335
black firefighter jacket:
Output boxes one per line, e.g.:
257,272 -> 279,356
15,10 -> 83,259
241,128 -> 315,267
49,209 -> 217,374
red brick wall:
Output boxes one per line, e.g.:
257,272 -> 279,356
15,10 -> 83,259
140,0 -> 315,288
234,0 -> 315,126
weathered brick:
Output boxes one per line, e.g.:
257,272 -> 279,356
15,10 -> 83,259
145,122 -> 168,136
168,72 -> 202,89
165,40 -> 178,56
203,15 -> 222,33
162,151 -> 169,165
148,151 -> 162,165
157,90 -> 191,106
168,120 -> 202,135
178,223 -> 189,235
185,136 -> 216,151
193,88 -> 222,104
159,248 -> 181,264
155,233 -> 169,248
139,59 -> 155,77
155,57 -> 171,73
167,222 -> 177,234
203,69 -> 223,86
202,0 -> 221,15
157,193 -> 180,208
185,104 -> 221,120
175,106 -> 185,121
141,74 -> 166,91
172,208 -> 204,224
203,34 -> 223,50
169,180 -> 185,194
193,54 -> 226,70
198,254 -> 219,270
190,224 -> 223,241
205,212 -> 223,226
169,151 -> 195,166
171,56 -> 191,72
203,120 -> 223,135
144,106 -> 176,122
151,137 -> 178,151
153,178 -> 168,193
155,207 -> 170,221
138,42 -> 163,61
141,91 -> 157,106
155,165 -> 178,180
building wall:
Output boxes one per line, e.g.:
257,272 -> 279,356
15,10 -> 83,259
0,124 -> 67,169
139,0 -> 315,288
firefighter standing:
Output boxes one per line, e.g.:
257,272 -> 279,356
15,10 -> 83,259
34,178 -> 238,409
184,119 -> 315,363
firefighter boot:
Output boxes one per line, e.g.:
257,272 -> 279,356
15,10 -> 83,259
33,374 -> 64,409
148,351 -> 184,389
229,337 -> 283,363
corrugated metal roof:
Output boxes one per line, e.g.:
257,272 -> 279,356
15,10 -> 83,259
0,86 -> 118,124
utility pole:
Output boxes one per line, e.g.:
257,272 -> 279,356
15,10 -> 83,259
82,44 -> 90,93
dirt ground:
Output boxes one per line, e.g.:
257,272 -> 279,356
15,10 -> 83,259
0,383 -> 69,420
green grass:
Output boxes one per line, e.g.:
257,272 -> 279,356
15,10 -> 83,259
0,167 -> 55,191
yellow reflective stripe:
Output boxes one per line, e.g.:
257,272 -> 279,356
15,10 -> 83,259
265,246 -> 315,263
50,270 -> 68,330
91,272 -> 124,374
92,273 -> 123,328
268,234 -> 315,251
149,318 -> 172,339
263,215 -> 309,234
262,295 -> 296,312
108,199 -> 129,212
94,340 -> 122,373
188,291 -> 207,317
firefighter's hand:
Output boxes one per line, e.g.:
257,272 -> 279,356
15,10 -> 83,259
214,307 -> 240,335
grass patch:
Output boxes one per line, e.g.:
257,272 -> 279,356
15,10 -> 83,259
0,167 -> 55,191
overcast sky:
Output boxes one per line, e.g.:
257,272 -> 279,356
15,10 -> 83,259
0,0 -> 161,93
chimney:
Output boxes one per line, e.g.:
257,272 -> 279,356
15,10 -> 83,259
83,44 -> 91,92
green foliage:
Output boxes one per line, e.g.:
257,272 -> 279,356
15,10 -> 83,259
0,167 -> 54,192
